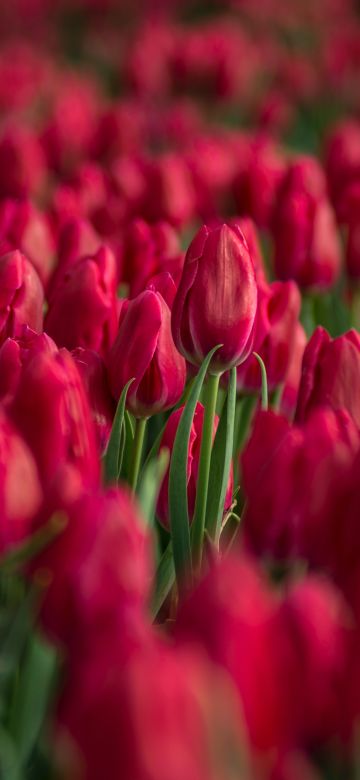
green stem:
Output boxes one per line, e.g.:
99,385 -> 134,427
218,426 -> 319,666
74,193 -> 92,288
234,394 -> 257,457
191,372 -> 220,570
130,417 -> 147,492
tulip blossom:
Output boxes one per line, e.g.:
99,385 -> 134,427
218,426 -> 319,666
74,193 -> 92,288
241,407 -> 359,561
272,161 -> 341,291
157,402 -> 233,528
237,280 -> 301,393
34,486 -> 152,653
175,554 -> 349,753
0,199 -> 55,287
45,246 -> 118,355
107,289 -> 186,418
0,325 -> 57,401
295,327 -> 360,428
59,638 -> 246,780
0,250 -> 44,345
171,223 -> 258,374
72,348 -> 115,452
10,348 -> 99,487
0,409 -> 42,552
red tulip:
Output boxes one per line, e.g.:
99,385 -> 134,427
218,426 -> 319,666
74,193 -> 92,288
10,348 -> 99,487
236,280 -> 301,393
0,409 -> 42,552
0,199 -> 55,287
295,327 -> 360,428
107,289 -> 186,417
172,223 -> 257,373
45,246 -> 118,355
0,325 -> 57,401
34,485 -> 152,653
72,348 -> 115,453
273,183 -> 341,291
0,250 -> 44,345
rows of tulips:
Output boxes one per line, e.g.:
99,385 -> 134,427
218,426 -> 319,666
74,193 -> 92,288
1,1 -> 360,779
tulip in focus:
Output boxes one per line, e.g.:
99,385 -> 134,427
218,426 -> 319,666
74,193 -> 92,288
107,289 -> 186,418
172,222 -> 258,374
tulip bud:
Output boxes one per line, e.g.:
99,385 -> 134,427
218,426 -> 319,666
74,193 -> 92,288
157,402 -> 233,528
45,246 -> 118,355
171,223 -> 257,373
10,349 -> 99,487
295,327 -> 360,428
72,348 -> 115,453
0,326 -> 57,401
237,280 -> 301,393
0,199 -> 55,287
324,120 -> 360,221
34,486 -> 152,653
107,289 -> 186,418
48,217 -> 102,299
0,409 -> 42,552
272,162 -> 341,291
241,407 -> 359,561
0,250 -> 44,345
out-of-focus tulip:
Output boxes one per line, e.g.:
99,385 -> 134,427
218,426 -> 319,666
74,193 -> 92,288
45,246 -> 118,355
157,402 -> 233,528
0,127 -> 46,200
175,554 -> 350,753
142,153 -> 196,227
0,250 -> 44,345
324,120 -> 360,221
295,327 -> 360,428
241,407 -> 359,561
48,217 -> 102,299
233,136 -> 286,229
280,322 -> 307,419
107,289 -> 186,418
272,166 -> 341,291
72,348 -> 115,453
237,280 -> 301,393
0,325 -> 57,401
0,409 -> 42,552
234,216 -> 268,286
0,199 -> 55,287
59,638 -> 247,780
10,349 -> 99,487
341,181 -> 360,280
119,218 -> 183,297
33,486 -> 152,653
172,223 -> 257,373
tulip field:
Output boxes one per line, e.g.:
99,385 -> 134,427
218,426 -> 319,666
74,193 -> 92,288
1,0 -> 360,777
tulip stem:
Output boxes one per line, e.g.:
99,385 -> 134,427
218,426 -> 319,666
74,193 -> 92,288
191,372 -> 220,571
130,417 -> 147,493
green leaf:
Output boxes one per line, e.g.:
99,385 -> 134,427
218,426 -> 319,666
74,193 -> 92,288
137,449 -> 169,527
120,411 -> 135,482
205,367 -> 237,544
151,542 -> 175,619
0,589 -> 34,692
168,345 -> 221,594
102,378 -> 135,485
0,513 -> 67,573
0,728 -> 22,780
253,352 -> 268,411
8,634 -> 57,767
